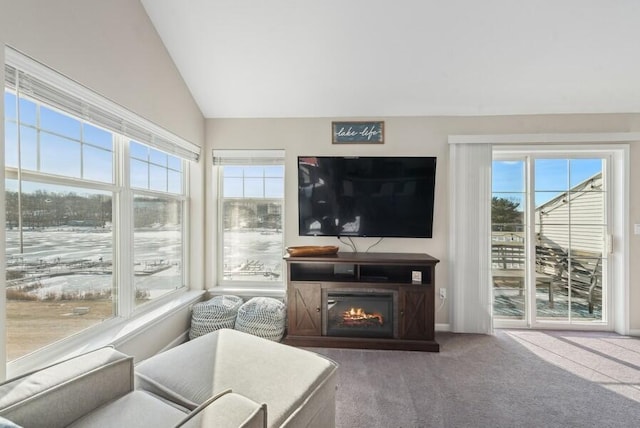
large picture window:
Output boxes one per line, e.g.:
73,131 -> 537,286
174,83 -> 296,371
3,49 -> 199,366
214,151 -> 284,286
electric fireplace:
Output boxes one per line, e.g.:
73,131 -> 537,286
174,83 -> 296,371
323,289 -> 398,338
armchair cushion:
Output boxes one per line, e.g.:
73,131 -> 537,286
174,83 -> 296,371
136,329 -> 337,427
68,390 -> 188,428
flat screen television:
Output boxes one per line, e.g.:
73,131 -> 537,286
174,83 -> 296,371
298,156 -> 437,238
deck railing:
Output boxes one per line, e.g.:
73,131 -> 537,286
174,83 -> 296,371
491,235 -> 602,313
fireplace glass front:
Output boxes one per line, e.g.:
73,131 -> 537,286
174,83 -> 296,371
324,290 -> 396,338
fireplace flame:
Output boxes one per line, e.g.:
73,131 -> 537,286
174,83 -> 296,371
342,307 -> 384,325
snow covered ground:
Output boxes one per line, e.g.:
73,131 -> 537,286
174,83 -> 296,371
6,227 -> 285,299
223,229 -> 283,281
6,227 -> 181,300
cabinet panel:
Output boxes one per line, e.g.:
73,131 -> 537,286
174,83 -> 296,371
399,287 -> 434,340
288,282 -> 322,336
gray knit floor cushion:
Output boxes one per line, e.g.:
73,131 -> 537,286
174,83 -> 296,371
189,295 -> 244,340
234,297 -> 286,342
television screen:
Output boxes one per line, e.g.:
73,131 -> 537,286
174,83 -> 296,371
298,156 -> 436,238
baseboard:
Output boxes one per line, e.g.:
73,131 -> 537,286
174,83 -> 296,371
436,323 -> 635,335
435,323 -> 451,332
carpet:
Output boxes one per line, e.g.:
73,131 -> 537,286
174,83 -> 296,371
311,330 -> 640,428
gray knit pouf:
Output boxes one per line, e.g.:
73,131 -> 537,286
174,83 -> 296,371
189,295 -> 244,340
234,297 -> 286,342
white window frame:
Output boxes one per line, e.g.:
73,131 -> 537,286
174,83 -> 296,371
211,150 -> 285,297
3,48 -> 198,377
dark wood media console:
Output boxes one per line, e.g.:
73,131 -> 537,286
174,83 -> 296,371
283,252 -> 440,352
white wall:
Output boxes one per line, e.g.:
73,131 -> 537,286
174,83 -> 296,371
0,0 -> 203,145
207,115 -> 640,330
0,0 -> 206,374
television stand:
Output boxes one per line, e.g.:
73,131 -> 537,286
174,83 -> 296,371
283,252 -> 440,352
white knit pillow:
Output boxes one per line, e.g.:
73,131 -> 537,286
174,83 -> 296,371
234,297 -> 286,341
189,295 -> 244,340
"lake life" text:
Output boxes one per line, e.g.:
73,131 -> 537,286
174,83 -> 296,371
332,121 -> 384,143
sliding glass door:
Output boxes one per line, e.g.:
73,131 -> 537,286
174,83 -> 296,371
493,152 -> 609,328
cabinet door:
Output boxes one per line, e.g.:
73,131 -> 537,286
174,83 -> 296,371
399,287 -> 434,340
288,282 -> 322,336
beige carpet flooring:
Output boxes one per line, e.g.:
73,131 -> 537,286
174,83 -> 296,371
311,330 -> 640,428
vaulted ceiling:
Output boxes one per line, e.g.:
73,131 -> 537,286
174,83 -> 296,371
141,0 -> 640,119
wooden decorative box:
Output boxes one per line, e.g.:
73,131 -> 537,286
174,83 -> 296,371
285,246 -> 339,257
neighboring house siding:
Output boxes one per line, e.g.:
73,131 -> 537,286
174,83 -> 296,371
536,173 -> 603,255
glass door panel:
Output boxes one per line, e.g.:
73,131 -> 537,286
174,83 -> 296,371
534,158 -> 605,323
492,160 -> 526,320
493,153 -> 608,328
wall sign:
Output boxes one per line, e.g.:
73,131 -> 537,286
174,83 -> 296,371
332,121 -> 384,144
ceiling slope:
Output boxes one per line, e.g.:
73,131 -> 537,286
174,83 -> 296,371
141,0 -> 640,119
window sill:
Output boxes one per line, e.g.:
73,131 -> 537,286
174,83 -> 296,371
7,290 -> 205,379
208,285 -> 285,299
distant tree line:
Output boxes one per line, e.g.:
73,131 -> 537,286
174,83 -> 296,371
223,200 -> 282,230
5,191 -> 181,229
5,190 -> 111,229
134,197 -> 181,228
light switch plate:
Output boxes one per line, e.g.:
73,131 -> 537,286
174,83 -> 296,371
635,224 -> 640,235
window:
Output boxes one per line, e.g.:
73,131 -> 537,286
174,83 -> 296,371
4,93 -> 117,362
5,179 -> 114,361
131,141 -> 185,305
213,150 -> 284,286
3,48 -> 200,364
130,141 -> 183,193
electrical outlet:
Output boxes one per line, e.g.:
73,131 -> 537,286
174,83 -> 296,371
439,288 -> 447,299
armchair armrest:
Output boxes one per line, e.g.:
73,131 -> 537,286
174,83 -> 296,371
176,389 -> 266,428
0,347 -> 133,428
